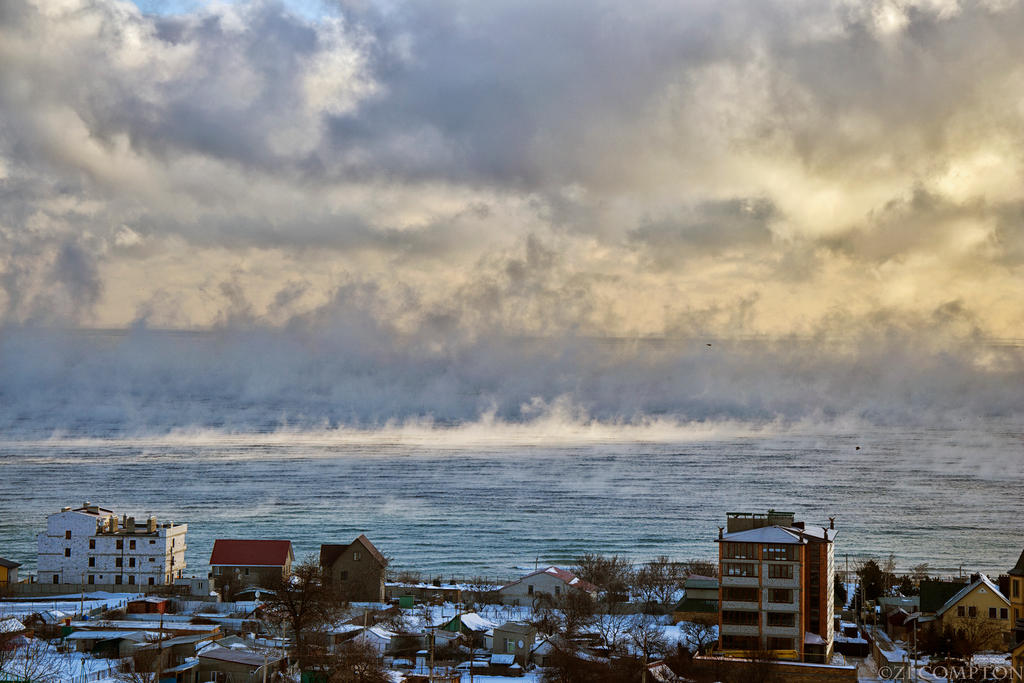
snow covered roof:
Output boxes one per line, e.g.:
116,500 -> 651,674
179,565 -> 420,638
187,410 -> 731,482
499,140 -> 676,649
719,526 -> 806,544
209,539 -> 293,567
452,612 -> 498,632
804,632 -> 826,645
500,566 -> 599,593
0,618 -> 25,633
935,574 -> 1009,617
490,654 -> 515,665
200,645 -> 279,667
64,630 -> 155,641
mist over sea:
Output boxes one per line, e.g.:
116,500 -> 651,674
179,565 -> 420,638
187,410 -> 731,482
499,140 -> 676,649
1,328 -> 1022,580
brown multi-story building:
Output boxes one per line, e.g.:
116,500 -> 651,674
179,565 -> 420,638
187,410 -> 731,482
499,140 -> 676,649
319,534 -> 388,603
715,510 -> 836,663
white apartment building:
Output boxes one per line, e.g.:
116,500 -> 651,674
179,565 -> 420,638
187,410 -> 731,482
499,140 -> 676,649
37,502 -> 187,587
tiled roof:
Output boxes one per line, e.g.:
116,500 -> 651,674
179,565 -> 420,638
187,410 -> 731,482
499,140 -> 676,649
500,566 -> 599,593
209,539 -> 293,567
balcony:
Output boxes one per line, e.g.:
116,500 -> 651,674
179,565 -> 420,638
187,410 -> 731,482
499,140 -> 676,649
764,598 -> 800,611
721,600 -> 759,610
763,576 -> 800,589
763,624 -> 800,637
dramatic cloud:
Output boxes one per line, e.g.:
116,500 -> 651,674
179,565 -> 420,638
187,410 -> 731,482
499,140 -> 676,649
2,0 -> 1024,431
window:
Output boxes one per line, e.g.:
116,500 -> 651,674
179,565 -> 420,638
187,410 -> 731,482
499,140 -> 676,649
89,539 -> 95,549
128,576 -> 135,585
116,540 -> 123,550
88,557 -> 95,567
129,558 -> 136,568
768,564 -> 793,579
171,539 -> 176,548
353,551 -> 361,561
340,570 -> 349,581
768,589 -> 792,603
64,548 -> 71,557
149,540 -> 156,545
989,607 -> 998,619
723,563 -> 757,577
88,575 -> 95,585
957,606 -> 965,617
722,610 -> 759,626
767,637 -> 793,650
721,635 -> 758,650
1000,608 -> 1008,619
129,540 -> 136,550
115,557 -> 123,567
1014,580 -> 1020,598
528,585 -> 534,595
763,546 -> 798,561
245,568 -> 250,575
968,606 -> 977,618
723,543 -> 757,559
148,577 -> 155,585
149,557 -> 155,562
52,575 -> 59,584
115,575 -> 122,585
506,639 -> 515,653
65,530 -> 71,539
723,586 -> 758,602
767,612 -> 796,627
555,586 -> 561,596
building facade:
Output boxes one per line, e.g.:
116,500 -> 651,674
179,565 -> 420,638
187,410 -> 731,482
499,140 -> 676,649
0,557 -> 20,588
37,503 -> 187,586
209,539 -> 294,589
716,510 -> 835,662
320,535 -> 388,602
1009,549 -> 1024,625
498,566 -> 599,606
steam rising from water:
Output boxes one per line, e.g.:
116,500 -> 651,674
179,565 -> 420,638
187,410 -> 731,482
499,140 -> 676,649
1,326 -> 1022,441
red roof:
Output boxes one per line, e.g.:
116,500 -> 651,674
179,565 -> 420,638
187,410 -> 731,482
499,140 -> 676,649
501,566 -> 599,593
209,539 -> 293,567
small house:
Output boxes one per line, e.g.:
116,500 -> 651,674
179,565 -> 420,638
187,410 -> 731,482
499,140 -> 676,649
319,534 -> 388,603
209,539 -> 293,589
498,566 -> 598,606
491,621 -> 536,667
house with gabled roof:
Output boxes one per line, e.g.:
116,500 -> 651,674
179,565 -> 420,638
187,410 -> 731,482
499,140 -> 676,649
319,534 -> 388,603
932,574 -> 1011,649
1008,548 -> 1024,625
498,566 -> 599,606
209,539 -> 293,589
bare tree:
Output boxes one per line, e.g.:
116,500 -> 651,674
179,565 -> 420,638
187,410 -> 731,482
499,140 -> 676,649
320,639 -> 390,683
560,589 -> 596,636
593,610 -> 632,655
262,554 -> 345,668
635,557 -> 685,610
682,559 -> 718,578
679,616 -> 718,655
628,614 -> 669,665
574,553 -> 634,604
951,618 -> 1005,659
0,637 -> 73,683
116,646 -> 170,683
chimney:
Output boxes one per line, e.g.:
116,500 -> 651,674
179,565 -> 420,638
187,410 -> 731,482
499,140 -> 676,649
829,517 -> 835,530
147,516 -> 157,533
127,517 -> 136,532
109,516 -> 118,532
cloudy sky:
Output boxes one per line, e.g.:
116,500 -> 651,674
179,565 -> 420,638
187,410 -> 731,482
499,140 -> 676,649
2,0 -> 1024,432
